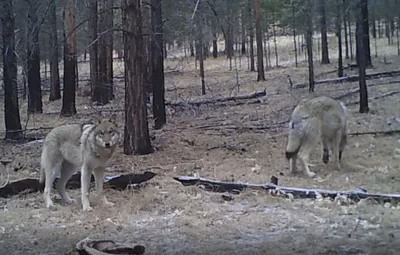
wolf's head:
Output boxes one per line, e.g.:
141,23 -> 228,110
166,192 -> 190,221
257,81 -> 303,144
93,114 -> 120,149
285,119 -> 306,160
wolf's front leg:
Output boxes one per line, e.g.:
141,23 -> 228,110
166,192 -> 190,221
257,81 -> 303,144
93,167 -> 114,207
81,164 -> 93,211
299,148 -> 316,178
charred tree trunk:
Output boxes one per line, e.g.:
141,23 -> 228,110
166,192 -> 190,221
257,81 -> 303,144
106,0 -> 114,100
1,0 -> 23,139
123,0 -> 153,155
88,0 -> 98,96
248,0 -> 255,71
240,9 -> 246,55
254,0 -> 265,81
94,0 -> 111,105
356,0 -> 369,113
49,0 -> 61,101
348,10 -> 354,60
337,0 -> 343,77
61,0 -> 77,116
343,0 -> 349,59
306,0 -> 315,92
27,1 -> 43,113
211,16 -> 218,58
292,0 -> 298,67
356,0 -> 371,67
151,0 -> 166,129
319,0 -> 330,64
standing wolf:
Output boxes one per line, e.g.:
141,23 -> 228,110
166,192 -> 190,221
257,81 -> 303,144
39,114 -> 120,211
285,96 -> 348,178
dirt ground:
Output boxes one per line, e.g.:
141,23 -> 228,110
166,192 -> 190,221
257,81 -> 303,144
1,35 -> 400,254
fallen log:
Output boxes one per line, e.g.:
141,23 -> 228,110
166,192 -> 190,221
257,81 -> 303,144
294,69 -> 400,89
76,237 -> 145,255
165,89 -> 267,107
173,175 -> 400,203
347,90 -> 400,105
349,129 -> 400,136
0,171 -> 156,198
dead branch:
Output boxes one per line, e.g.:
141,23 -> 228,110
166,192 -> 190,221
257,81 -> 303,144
173,175 -> 400,203
349,130 -> 400,136
294,69 -> 400,88
347,90 -> 400,105
0,171 -> 156,198
166,89 -> 266,107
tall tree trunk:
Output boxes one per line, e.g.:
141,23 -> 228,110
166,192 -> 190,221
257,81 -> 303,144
27,1 -> 43,113
348,11 -> 354,60
151,0 -> 166,129
306,0 -> 315,92
49,0 -> 61,101
225,0 -> 233,59
254,0 -> 265,81
248,0 -> 255,71
319,0 -> 330,64
343,0 -> 349,59
123,0 -> 153,155
272,10 -> 278,67
356,0 -> 369,113
337,0 -> 343,77
292,0 -> 298,67
1,0 -> 23,139
61,0 -> 77,116
88,0 -> 98,96
93,0 -> 110,105
211,16 -> 218,58
240,9 -> 246,55
189,41 -> 195,57
359,0 -> 371,67
106,0 -> 114,100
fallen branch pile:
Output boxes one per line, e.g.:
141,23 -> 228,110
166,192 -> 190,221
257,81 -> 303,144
173,175 -> 400,203
0,171 -> 156,198
294,70 -> 400,89
166,89 -> 266,107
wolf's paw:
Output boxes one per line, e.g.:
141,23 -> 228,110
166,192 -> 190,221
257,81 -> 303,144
83,205 -> 93,212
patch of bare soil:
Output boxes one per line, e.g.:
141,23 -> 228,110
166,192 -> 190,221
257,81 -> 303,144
1,42 -> 400,254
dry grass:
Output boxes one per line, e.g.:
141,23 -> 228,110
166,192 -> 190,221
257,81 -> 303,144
1,35 -> 400,254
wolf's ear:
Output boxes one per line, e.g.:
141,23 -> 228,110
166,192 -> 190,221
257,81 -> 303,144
109,113 -> 117,124
91,116 -> 102,125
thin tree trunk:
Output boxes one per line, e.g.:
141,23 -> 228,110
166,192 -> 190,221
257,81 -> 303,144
254,0 -> 265,81
337,0 -> 343,77
356,0 -> 369,113
88,0 -> 98,96
348,11 -> 353,60
151,0 -> 166,129
1,0 -> 23,139
61,0 -> 77,116
106,0 -> 114,100
123,0 -> 153,155
292,0 -> 298,67
272,10 -> 278,67
248,0 -> 255,71
343,0 -> 349,59
320,0 -> 330,64
240,9 -> 246,55
27,1 -> 43,113
306,0 -> 315,92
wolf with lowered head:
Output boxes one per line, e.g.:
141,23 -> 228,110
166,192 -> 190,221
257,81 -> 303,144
285,96 -> 348,178
40,114 -> 120,211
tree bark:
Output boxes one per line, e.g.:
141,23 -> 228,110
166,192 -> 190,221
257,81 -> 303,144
343,0 -> 349,59
27,1 -> 43,113
319,0 -> 330,64
356,0 -> 371,67
106,0 -> 114,100
151,0 -> 167,129
94,0 -> 111,105
248,0 -> 255,71
61,0 -> 77,117
240,9 -> 246,55
306,0 -> 315,92
1,0 -> 23,139
88,0 -> 98,96
49,0 -> 61,102
356,0 -> 368,113
254,0 -> 265,81
123,0 -> 153,155
336,0 -> 343,77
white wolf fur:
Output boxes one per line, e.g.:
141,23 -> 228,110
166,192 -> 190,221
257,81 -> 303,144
285,96 -> 348,178
39,114 -> 120,211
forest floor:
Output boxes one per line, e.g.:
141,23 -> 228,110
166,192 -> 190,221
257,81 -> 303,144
1,36 -> 400,254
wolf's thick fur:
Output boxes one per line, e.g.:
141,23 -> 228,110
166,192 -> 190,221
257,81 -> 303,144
39,114 -> 120,211
285,96 -> 348,178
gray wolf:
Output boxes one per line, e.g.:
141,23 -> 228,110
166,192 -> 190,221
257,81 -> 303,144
39,114 -> 120,211
285,96 -> 348,178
